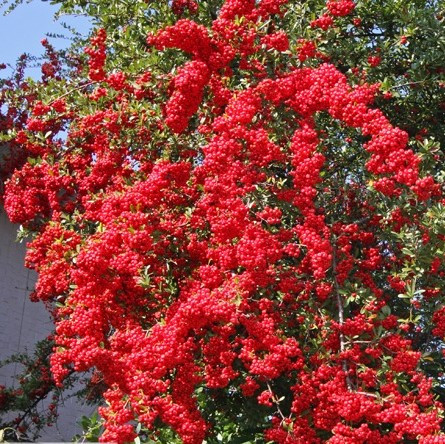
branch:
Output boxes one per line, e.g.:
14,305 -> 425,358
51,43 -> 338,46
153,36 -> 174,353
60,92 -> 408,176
5,368 -> 75,430
266,382 -> 287,422
49,80 -> 99,105
331,236 -> 354,391
389,79 -> 433,90
355,391 -> 379,398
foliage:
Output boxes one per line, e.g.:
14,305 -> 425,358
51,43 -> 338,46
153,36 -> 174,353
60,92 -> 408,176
0,336 -> 78,441
1,0 -> 445,443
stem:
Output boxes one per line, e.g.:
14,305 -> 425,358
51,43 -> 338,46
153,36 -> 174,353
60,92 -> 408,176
266,382 -> 287,422
331,236 -> 353,391
49,80 -> 98,105
355,391 -> 379,398
6,368 -> 75,430
389,79 -> 431,90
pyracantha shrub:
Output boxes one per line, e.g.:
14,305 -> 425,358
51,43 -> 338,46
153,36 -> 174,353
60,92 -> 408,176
1,0 -> 445,442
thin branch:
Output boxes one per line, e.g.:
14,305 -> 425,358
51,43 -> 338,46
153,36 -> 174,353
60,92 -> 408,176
389,79 -> 432,90
355,391 -> 379,399
331,236 -> 354,391
266,382 -> 287,422
6,368 -> 75,430
49,80 -> 98,105
355,216 -> 371,226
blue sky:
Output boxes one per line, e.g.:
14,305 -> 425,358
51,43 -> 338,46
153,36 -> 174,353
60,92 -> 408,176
0,1 -> 91,77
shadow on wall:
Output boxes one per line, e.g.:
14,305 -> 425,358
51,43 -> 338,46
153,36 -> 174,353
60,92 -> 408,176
0,209 -> 95,441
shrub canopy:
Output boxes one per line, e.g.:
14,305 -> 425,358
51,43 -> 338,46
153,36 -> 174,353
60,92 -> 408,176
1,0 -> 445,442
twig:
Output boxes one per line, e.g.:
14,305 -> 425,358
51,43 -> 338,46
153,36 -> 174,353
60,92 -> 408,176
354,216 -> 371,226
389,79 -> 431,90
49,80 -> 99,105
331,236 -> 354,391
355,391 -> 379,398
266,382 -> 287,422
345,340 -> 372,344
6,368 -> 75,430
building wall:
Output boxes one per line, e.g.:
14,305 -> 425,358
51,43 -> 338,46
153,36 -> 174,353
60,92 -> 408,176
0,210 -> 95,441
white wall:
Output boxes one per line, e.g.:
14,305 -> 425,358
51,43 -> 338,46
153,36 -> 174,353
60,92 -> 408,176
0,210 -> 95,441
